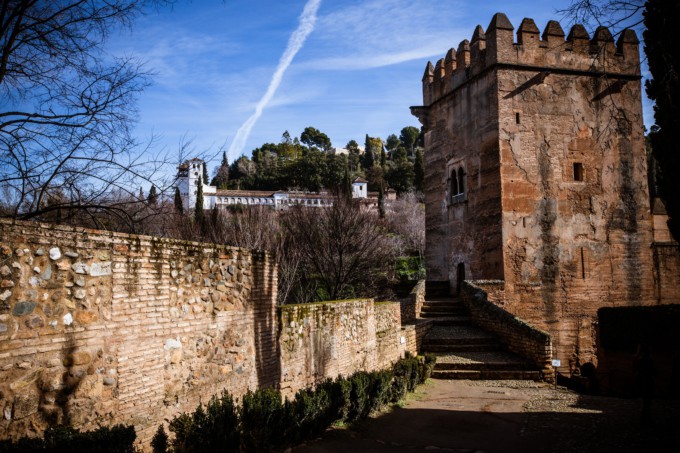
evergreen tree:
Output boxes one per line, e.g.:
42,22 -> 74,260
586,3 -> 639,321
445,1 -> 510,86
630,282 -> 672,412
202,162 -> 209,184
400,126 -> 420,156
645,0 -> 680,239
174,186 -> 184,214
211,205 -> 219,231
195,176 -> 204,226
342,166 -> 352,200
362,134 -> 374,170
221,151 -> 228,167
386,160 -> 415,195
378,184 -> 385,219
385,134 -> 400,153
414,149 -> 424,192
346,139 -> 361,172
147,185 -> 158,205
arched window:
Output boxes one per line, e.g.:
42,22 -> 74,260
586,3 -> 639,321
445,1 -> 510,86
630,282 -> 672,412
458,167 -> 465,195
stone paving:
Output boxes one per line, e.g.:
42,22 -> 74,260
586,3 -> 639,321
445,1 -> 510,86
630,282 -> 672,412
292,379 -> 680,452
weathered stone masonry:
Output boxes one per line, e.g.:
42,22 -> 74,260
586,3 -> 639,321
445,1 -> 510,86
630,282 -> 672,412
412,13 -> 679,376
0,219 -> 278,444
0,219 -> 413,446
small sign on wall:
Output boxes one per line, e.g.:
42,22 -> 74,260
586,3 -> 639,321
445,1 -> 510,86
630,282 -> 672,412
551,359 -> 561,367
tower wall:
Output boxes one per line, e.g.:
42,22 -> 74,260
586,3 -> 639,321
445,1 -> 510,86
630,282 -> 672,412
413,13 -> 657,373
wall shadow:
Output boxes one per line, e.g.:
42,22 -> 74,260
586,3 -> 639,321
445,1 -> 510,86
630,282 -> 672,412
292,395 -> 680,452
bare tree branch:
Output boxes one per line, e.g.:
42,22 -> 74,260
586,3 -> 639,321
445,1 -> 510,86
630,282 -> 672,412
0,0 -> 174,227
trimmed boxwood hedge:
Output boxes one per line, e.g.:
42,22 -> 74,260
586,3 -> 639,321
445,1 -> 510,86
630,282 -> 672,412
159,353 -> 436,453
0,425 -> 138,453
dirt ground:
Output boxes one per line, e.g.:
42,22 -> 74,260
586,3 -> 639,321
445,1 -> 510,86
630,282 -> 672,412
291,379 -> 680,452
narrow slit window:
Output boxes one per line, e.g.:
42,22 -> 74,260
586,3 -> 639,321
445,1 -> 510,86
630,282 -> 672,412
573,162 -> 584,181
515,112 -> 521,124
457,167 -> 465,194
450,169 -> 458,201
580,247 -> 586,279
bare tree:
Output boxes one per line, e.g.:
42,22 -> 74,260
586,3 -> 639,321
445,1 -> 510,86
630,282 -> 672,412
0,0 -> 171,226
387,192 -> 425,260
558,0 -> 645,36
281,198 -> 397,302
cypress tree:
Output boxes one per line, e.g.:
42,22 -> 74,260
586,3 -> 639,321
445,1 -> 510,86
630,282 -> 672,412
414,149 -> 424,192
342,166 -> 352,200
202,162 -> 209,184
147,185 -> 158,205
363,134 -> 374,169
195,176 -> 204,226
174,186 -> 184,214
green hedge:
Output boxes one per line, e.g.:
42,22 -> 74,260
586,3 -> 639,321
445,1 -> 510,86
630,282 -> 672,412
0,425 -> 138,453
160,353 -> 436,453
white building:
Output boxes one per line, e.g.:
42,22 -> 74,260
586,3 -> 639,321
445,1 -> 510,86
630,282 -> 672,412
177,158 -> 369,210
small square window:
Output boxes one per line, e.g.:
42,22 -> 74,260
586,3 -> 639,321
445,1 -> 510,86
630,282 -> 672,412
573,162 -> 584,181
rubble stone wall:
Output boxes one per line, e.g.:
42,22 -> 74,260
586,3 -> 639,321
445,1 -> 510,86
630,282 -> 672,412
278,299 -> 409,399
0,219 -> 278,445
461,281 -> 552,380
0,219 -> 414,446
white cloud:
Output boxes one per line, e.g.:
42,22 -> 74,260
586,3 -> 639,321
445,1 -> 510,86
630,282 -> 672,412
303,0 -> 466,69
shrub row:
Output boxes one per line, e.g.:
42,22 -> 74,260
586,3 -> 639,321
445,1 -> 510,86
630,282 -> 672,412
0,425 -> 138,453
158,353 -> 436,453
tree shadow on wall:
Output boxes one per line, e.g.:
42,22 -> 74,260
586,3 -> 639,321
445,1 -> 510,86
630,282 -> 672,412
36,333 -> 86,428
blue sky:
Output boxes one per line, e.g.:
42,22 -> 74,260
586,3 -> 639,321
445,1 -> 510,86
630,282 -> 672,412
110,0 -> 651,167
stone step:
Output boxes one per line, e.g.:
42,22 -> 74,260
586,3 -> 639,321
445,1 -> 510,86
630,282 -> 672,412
421,304 -> 467,311
424,336 -> 499,346
424,325 -> 497,342
431,369 -> 543,380
424,343 -> 502,353
433,351 -> 536,371
430,316 -> 473,326
421,310 -> 468,318
422,299 -> 462,306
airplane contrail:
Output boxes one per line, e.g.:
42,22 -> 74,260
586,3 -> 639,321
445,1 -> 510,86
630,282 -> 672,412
228,0 -> 322,159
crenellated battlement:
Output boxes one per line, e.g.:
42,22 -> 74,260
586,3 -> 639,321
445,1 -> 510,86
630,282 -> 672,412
421,12 -> 640,106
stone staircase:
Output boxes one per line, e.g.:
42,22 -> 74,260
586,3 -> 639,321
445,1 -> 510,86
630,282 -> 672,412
422,298 -> 542,380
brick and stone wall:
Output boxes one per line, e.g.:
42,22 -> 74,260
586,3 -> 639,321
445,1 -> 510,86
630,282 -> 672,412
461,281 -> 553,381
653,244 -> 680,305
278,299 -> 409,399
0,219 -> 277,445
398,279 -> 425,322
0,219 -> 418,446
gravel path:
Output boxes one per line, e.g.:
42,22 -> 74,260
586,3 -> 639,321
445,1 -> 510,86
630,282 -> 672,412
292,379 -> 680,452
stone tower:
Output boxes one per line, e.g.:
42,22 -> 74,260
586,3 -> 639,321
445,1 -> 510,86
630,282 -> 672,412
177,158 -> 213,210
412,13 -> 656,371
